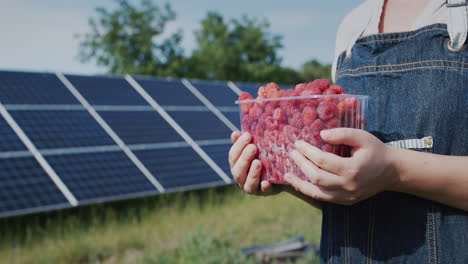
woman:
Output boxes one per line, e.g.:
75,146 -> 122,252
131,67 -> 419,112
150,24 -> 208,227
229,0 -> 468,263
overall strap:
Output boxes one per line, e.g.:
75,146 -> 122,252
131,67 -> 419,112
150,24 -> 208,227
446,0 -> 468,50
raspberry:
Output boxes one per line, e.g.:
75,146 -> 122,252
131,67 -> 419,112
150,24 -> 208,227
344,97 -> 358,110
303,97 -> 319,108
325,118 -> 339,129
239,92 -> 254,113
248,104 -> 263,120
290,112 -> 304,130
310,119 -> 325,131
266,82 -> 280,91
273,108 -> 286,123
255,124 -> 264,137
265,82 -> 280,98
258,86 -> 267,97
282,89 -> 294,97
309,132 -> 323,148
324,85 -> 345,95
317,102 -> 337,121
303,106 -> 318,126
271,90 -> 284,98
264,102 -> 275,115
265,116 -> 279,130
239,91 -> 253,100
336,101 -> 347,116
311,79 -> 330,92
282,125 -> 299,138
301,89 -> 321,96
295,83 -> 307,91
291,90 -> 302,97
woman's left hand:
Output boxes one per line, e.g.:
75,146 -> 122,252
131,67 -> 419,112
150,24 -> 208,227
285,128 -> 398,205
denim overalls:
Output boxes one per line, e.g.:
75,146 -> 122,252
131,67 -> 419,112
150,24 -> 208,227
322,2 -> 468,263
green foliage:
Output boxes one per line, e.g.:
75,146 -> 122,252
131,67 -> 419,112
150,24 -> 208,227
301,59 -> 333,82
144,229 -> 253,264
78,0 -> 185,77
0,186 -> 322,264
78,0 -> 332,84
188,12 -> 290,83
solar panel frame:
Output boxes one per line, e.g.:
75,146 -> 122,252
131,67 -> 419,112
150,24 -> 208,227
0,156 -> 71,218
98,111 -> 185,145
167,110 -> 233,141
0,71 -> 245,218
0,115 -> 27,152
126,74 -> 232,184
220,111 -> 241,130
188,79 -> 239,107
9,110 -> 116,149
66,74 -> 149,106
45,150 -> 158,203
0,71 -> 80,105
135,76 -> 205,106
199,143 -> 233,179
133,146 -> 226,192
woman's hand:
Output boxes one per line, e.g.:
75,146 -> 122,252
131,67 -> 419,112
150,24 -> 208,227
229,131 -> 284,196
285,128 -> 398,205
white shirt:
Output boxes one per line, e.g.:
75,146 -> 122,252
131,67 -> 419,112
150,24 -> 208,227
332,0 -> 449,82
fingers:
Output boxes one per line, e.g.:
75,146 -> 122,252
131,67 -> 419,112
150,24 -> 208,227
284,173 -> 336,201
260,180 -> 274,194
294,140 -> 348,175
231,131 -> 242,143
243,159 -> 262,194
231,144 -> 257,186
290,150 -> 344,189
320,128 -> 369,147
228,132 -> 252,167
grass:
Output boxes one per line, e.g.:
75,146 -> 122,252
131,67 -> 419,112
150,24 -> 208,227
0,185 -> 322,264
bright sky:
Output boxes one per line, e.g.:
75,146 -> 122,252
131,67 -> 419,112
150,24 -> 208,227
0,0 -> 362,75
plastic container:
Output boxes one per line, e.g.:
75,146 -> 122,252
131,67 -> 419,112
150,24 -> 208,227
235,94 -> 369,184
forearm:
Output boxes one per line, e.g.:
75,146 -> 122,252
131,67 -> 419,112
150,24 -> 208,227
388,147 -> 468,211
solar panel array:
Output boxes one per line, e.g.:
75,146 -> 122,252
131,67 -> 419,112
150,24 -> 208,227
0,70 -> 258,218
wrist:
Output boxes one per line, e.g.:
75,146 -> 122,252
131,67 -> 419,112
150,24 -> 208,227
385,145 -> 405,192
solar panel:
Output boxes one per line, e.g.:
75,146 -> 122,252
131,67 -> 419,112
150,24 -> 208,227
0,115 -> 27,152
234,82 -> 260,96
46,151 -> 157,202
135,77 -> 204,106
66,75 -> 148,105
200,143 -> 233,178
168,111 -> 232,140
0,157 -> 69,216
189,80 -> 238,107
220,111 -> 241,130
0,71 -> 79,105
10,110 -> 115,149
0,70 -> 244,218
134,147 -> 225,191
98,111 -> 184,144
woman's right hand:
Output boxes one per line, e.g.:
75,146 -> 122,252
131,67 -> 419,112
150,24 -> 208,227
229,131 -> 282,196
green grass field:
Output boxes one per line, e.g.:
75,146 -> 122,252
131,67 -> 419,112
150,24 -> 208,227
0,185 -> 322,264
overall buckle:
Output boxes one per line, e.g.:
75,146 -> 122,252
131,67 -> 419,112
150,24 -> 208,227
446,0 -> 467,8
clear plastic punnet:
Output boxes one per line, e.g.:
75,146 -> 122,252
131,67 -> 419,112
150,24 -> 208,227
235,94 -> 369,184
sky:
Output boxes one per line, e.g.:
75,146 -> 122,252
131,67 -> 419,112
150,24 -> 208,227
0,0 -> 363,75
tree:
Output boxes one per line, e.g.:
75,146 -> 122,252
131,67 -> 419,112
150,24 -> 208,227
301,59 -> 332,82
188,12 -> 296,83
78,0 -> 185,77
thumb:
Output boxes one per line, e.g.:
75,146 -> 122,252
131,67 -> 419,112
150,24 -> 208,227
320,128 -> 370,147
